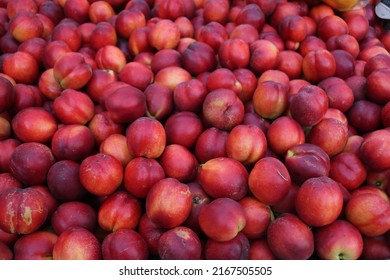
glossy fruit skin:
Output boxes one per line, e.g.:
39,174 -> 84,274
52,226 -> 101,260
13,230 -> 58,260
197,157 -> 249,201
52,52 -> 93,90
202,88 -> 245,131
51,201 -> 97,235
79,153 -> 124,197
345,186 -> 390,237
126,117 -> 166,159
11,107 -> 57,144
104,86 -> 147,124
198,197 -> 246,242
158,226 -> 202,260
359,129 -> 390,171
9,142 -> 56,186
285,143 -> 330,185
289,85 -> 329,127
145,178 -> 192,229
97,191 -> 142,232
248,157 -> 291,206
102,228 -> 149,260
314,220 -> 364,260
267,213 -> 314,260
204,232 -> 250,260
295,176 -> 344,227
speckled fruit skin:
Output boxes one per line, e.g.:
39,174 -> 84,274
0,187 -> 48,235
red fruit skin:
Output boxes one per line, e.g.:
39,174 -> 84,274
95,45 -> 126,73
196,21 -> 228,53
345,186 -> 390,237
102,228 -> 149,260
225,124 -> 267,166
182,181 -> 211,235
285,143 -> 330,185
38,68 -> 64,101
79,153 -> 124,197
0,187 -> 48,235
0,173 -> 23,195
158,226 -> 202,260
248,157 -> 291,206
302,49 -> 336,84
86,69 -> 118,103
145,178 -> 192,229
126,117 -> 166,159
235,3 -> 266,30
30,185 -> 59,224
307,118 -> 349,157
0,77 -> 14,113
359,129 -> 390,172
239,196 -> 273,240
51,124 -> 95,162
11,107 -> 57,144
164,111 -> 203,150
148,19 -> 181,50
198,197 -> 246,242
329,152 -> 367,191
144,83 -> 174,121
197,157 -> 249,201
138,213 -> 166,256
181,41 -> 217,76
9,142 -> 56,186
0,241 -> 12,260
46,160 -> 86,203
266,116 -> 305,156
13,231 -> 58,260
366,68 -> 390,105
218,38 -> 250,70
100,133 -> 132,167
289,84 -> 329,127
98,191 -> 142,232
267,213 -> 314,260
194,127 -> 229,163
361,235 -> 390,260
88,112 -> 125,146
104,85 -> 147,124
252,80 -> 288,120
115,9 -> 146,39
295,176 -> 344,227
53,52 -> 93,90
9,11 -> 43,43
118,61 -> 153,91
124,157 -> 165,199
52,89 -> 95,125
53,226 -> 101,260
203,0 -> 230,24
249,39 -> 280,75
204,232 -> 250,260
314,220 -> 364,260
2,51 -> 39,84
159,144 -> 198,183
249,239 -> 277,260
318,77 -> 354,113
51,201 -> 97,235
173,78 -> 207,113
202,88 -> 245,131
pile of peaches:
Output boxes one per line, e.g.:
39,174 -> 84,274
0,0 -> 389,260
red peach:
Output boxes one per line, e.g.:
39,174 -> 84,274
79,153 -> 124,197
